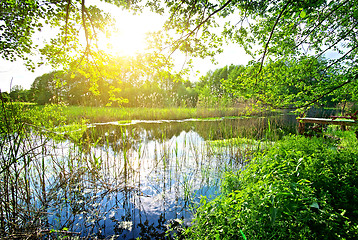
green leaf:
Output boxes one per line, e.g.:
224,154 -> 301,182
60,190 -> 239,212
300,10 -> 306,18
310,202 -> 319,209
239,229 -> 247,240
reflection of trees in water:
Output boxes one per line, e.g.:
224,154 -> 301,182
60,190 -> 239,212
231,115 -> 298,140
83,115 -> 298,151
84,121 -> 196,151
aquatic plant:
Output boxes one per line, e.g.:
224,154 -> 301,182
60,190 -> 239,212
0,102 -> 61,237
0,100 -> 91,238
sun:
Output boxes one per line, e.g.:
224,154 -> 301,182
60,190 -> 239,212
96,7 -> 163,57
102,28 -> 146,57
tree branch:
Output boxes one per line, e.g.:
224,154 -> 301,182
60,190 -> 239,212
322,45 -> 358,75
82,6 -> 106,62
257,0 -> 292,76
64,0 -> 71,46
81,0 -> 89,49
316,21 -> 358,59
168,0 -> 233,57
293,46 -> 358,109
294,0 -> 350,49
299,74 -> 356,109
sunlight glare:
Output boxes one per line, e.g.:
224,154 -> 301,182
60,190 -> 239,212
98,9 -> 163,57
103,24 -> 146,56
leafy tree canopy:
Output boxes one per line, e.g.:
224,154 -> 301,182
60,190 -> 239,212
2,0 -> 357,108
144,0 -> 358,108
1,0 -> 111,69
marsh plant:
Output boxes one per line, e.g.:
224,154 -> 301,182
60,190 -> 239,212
0,101 -> 87,238
0,99 -> 296,239
0,102 -> 53,237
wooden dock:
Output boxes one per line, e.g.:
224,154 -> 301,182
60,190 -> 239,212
297,117 -> 357,126
297,117 -> 357,134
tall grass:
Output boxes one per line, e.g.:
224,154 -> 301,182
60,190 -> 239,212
61,106 -> 272,123
0,102 -> 57,237
0,101 -> 90,238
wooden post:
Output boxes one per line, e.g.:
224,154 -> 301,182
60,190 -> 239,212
298,120 -> 305,135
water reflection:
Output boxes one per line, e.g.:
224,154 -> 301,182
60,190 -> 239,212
87,114 -> 298,146
38,115 -> 298,239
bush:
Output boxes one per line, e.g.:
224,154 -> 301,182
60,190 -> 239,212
185,134 -> 358,239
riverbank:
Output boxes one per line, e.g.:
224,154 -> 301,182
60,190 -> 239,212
184,127 -> 358,239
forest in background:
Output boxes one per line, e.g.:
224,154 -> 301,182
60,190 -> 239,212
1,64 -> 244,108
1,61 -> 346,110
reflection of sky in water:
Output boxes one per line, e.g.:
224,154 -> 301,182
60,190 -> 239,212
45,128 -> 224,239
39,116 -> 298,238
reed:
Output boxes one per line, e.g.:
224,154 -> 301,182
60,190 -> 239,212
0,101 -> 68,237
0,102 -> 96,238
61,106 -> 270,123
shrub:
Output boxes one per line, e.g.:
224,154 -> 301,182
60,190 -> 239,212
185,134 -> 358,239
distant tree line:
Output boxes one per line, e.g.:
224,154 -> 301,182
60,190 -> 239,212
24,70 -> 200,107
0,64 -> 243,108
1,85 -> 30,103
1,60 -> 349,109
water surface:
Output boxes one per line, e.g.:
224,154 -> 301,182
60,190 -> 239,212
39,114 -> 298,239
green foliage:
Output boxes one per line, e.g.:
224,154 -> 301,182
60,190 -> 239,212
51,119 -> 88,142
140,0 -> 358,108
0,100 -> 87,142
29,54 -> 193,107
8,85 -> 31,102
30,71 -> 65,104
0,92 -> 11,102
3,0 -> 358,109
0,0 -> 123,70
26,104 -> 67,128
185,134 -> 358,239
0,101 -> 65,236
0,99 -> 88,237
222,56 -> 345,108
196,64 -> 244,107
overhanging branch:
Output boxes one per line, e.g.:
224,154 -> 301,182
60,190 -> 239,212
299,74 -> 356,109
257,0 -> 292,76
294,0 -> 350,49
81,0 -> 89,48
168,0 -> 233,57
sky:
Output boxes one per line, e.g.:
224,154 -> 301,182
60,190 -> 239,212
0,2 -> 252,93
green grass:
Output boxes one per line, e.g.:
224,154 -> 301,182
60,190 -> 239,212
184,131 -> 358,239
61,106 -> 255,123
